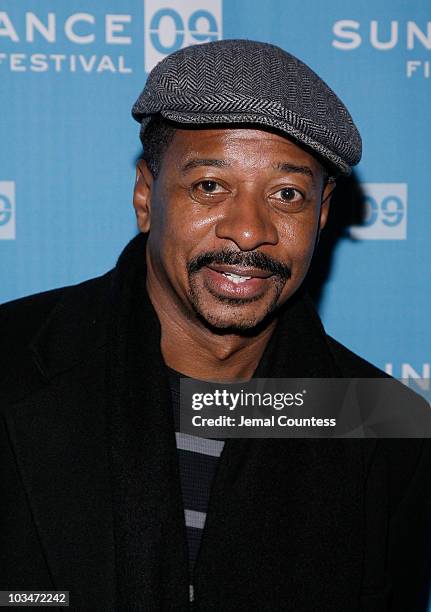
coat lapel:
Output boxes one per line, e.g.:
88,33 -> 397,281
4,350 -> 116,611
3,274 -> 116,609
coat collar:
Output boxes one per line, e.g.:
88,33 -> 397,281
29,232 -> 339,384
29,271 -> 112,382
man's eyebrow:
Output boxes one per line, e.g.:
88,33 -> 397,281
274,162 -> 314,177
180,159 -> 314,177
181,159 -> 231,173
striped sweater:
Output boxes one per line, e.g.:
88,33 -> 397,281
168,369 -> 225,603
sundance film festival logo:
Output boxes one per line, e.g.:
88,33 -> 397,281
0,2 -> 222,74
144,0 -> 222,72
0,181 -> 16,240
349,183 -> 407,240
332,20 -> 431,79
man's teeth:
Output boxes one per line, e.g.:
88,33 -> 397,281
222,272 -> 252,284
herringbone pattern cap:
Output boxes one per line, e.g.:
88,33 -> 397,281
132,39 -> 361,175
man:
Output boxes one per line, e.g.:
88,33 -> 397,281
0,40 -> 430,611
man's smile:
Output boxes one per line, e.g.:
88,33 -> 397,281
201,265 -> 280,300
207,263 -> 274,279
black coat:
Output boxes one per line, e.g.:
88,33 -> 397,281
1,236 -> 430,612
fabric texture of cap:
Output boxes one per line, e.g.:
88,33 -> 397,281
132,39 -> 362,176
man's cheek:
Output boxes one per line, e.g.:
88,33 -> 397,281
280,233 -> 315,261
295,226 -> 319,254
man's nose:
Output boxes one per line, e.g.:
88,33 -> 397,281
215,192 -> 278,251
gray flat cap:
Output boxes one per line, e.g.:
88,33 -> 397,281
132,39 -> 361,175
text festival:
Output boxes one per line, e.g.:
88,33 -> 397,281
0,12 -> 133,73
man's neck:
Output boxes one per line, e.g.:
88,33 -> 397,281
162,315 -> 275,382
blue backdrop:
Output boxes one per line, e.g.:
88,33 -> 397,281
1,3 -> 429,391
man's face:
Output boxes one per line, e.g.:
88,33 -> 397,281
134,127 -> 333,332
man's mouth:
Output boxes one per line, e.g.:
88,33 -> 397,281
201,264 -> 277,299
208,264 -> 273,280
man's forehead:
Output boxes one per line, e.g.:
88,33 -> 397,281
168,127 -> 323,177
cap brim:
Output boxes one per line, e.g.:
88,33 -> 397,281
143,110 -> 350,176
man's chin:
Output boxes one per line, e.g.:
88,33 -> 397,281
188,278 -> 286,334
190,301 -> 278,335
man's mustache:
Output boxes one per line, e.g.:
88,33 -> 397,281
187,250 -> 291,280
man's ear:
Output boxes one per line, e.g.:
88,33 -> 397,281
318,180 -> 336,233
133,159 -> 154,233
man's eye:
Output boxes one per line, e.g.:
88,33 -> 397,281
196,180 -> 221,193
276,187 -> 302,202
190,180 -> 228,202
270,187 -> 305,210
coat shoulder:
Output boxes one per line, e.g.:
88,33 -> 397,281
0,273 -> 112,351
1,286 -> 67,346
0,273 -> 112,394
325,335 -> 389,378
325,337 -> 431,512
